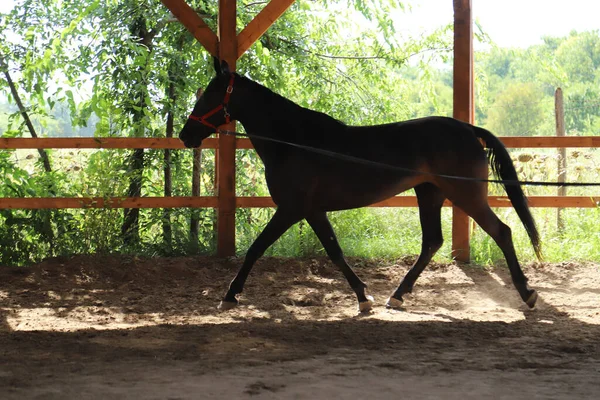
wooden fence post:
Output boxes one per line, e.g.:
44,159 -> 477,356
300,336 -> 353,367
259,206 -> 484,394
555,88 -> 567,233
452,0 -> 473,262
216,0 -> 238,257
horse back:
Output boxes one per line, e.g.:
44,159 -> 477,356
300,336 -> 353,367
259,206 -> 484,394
261,117 -> 487,212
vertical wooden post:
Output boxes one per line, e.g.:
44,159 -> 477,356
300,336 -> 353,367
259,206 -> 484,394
555,87 -> 566,233
217,0 -> 238,256
452,0 -> 473,262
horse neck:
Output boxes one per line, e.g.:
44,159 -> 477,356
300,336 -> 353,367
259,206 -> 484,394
230,78 -> 343,139
230,79 -> 287,133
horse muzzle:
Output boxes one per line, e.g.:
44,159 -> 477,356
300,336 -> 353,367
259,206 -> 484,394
180,135 -> 202,149
179,124 -> 205,148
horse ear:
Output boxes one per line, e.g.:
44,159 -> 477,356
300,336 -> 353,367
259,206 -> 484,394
220,60 -> 231,75
195,88 -> 204,101
213,56 -> 221,74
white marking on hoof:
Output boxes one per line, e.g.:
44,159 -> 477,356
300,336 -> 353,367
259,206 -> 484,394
358,295 -> 374,313
217,300 -> 238,311
386,296 -> 404,309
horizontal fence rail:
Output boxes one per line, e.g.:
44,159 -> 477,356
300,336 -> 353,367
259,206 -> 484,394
2,136 -> 600,149
0,136 -> 599,209
0,196 -> 598,209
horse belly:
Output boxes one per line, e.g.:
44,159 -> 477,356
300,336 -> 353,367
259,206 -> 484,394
309,172 -> 422,212
264,155 -> 425,212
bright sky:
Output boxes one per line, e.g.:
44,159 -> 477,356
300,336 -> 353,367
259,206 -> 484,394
0,0 -> 598,48
405,0 -> 599,48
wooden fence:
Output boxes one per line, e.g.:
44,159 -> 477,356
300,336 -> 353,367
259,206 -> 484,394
1,136 -> 599,255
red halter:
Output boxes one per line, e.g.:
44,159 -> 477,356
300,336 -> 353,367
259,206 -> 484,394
188,74 -> 235,130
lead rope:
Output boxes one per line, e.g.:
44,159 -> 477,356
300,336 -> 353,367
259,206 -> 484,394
215,128 -> 600,189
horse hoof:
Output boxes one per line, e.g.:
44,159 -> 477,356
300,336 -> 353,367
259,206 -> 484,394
386,296 -> 404,309
358,295 -> 374,313
217,300 -> 238,311
525,290 -> 538,309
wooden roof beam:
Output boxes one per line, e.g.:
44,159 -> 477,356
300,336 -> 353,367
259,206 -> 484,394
237,0 -> 296,58
160,0 -> 219,56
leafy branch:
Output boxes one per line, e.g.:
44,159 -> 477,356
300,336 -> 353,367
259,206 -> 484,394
0,54 -> 52,172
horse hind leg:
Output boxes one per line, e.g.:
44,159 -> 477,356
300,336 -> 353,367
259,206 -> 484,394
387,183 -> 446,309
476,208 -> 537,307
306,212 -> 373,313
448,186 -> 537,308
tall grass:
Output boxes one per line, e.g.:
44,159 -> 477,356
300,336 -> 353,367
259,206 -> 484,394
236,206 -> 451,261
236,205 -> 600,265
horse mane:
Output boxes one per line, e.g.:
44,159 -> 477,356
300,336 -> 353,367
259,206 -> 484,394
236,74 -> 347,133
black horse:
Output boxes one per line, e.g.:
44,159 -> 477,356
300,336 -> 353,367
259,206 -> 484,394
179,59 -> 542,312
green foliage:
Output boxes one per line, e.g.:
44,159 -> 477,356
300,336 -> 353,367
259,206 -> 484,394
0,1 -> 599,266
565,87 -> 600,134
555,31 -> 600,83
485,82 -> 546,136
476,30 -> 600,134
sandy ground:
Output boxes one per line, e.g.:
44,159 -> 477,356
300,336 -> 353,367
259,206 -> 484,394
1,255 -> 599,399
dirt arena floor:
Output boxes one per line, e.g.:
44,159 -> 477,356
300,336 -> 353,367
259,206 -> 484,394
1,255 -> 599,399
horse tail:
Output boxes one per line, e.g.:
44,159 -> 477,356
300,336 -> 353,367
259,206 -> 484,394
473,127 -> 543,260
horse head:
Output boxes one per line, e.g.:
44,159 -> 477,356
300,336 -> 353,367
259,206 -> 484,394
179,58 -> 236,148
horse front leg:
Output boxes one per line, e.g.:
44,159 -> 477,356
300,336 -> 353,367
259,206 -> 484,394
219,208 -> 303,310
306,212 -> 373,313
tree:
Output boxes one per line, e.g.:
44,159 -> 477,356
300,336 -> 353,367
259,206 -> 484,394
556,31 -> 600,83
485,82 -> 545,137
